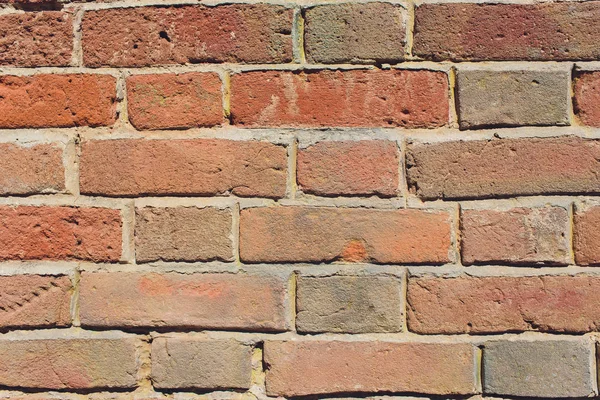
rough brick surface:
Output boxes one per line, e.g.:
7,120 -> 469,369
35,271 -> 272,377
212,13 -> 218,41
135,207 -> 233,263
407,137 -> 600,200
574,205 -> 600,265
0,143 -> 64,196
240,207 -> 451,264
230,70 -> 448,128
457,69 -> 570,129
79,272 -> 288,331
483,339 -> 595,397
0,74 -> 116,129
574,71 -> 600,127
0,336 -> 139,390
461,206 -> 570,266
304,3 -> 405,64
297,140 -> 399,197
82,5 -> 293,67
408,275 -> 600,334
0,275 -> 71,329
79,139 -> 287,198
127,73 -> 223,130
264,340 -> 477,396
414,2 -> 600,61
152,338 -> 252,390
0,206 -> 121,262
0,12 -> 72,67
296,275 -> 402,333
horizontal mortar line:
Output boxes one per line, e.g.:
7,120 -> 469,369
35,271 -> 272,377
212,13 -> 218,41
407,264 -> 600,278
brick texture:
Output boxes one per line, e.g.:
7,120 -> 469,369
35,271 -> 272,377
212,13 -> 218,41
574,71 -> 600,127
240,207 -> 451,264
0,275 -> 72,329
574,205 -> 600,265
82,5 -> 293,67
408,275 -> 600,334
0,335 -> 139,390
79,272 -> 288,331
297,140 -> 399,197
0,206 -> 122,262
304,3 -> 405,64
230,70 -> 449,128
127,73 -> 223,130
414,2 -> 600,61
0,74 -> 117,129
461,206 -> 570,266
79,139 -> 287,198
0,12 -> 73,67
0,143 -> 64,196
407,137 -> 600,200
135,207 -> 233,263
152,337 -> 253,390
264,340 -> 477,396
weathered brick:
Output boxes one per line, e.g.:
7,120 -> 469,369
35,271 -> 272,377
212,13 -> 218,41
264,340 -> 477,396
0,206 -> 121,262
0,12 -> 72,67
82,5 -> 293,67
483,339 -> 595,397
79,139 -> 287,198
127,73 -> 223,130
414,2 -> 600,61
135,207 -> 232,263
230,70 -> 448,128
304,3 -> 405,64
0,275 -> 71,329
574,71 -> 600,127
240,207 -> 451,264
574,205 -> 600,265
0,74 -> 116,129
407,137 -> 600,200
408,275 -> 600,334
152,337 -> 252,390
296,276 -> 402,333
461,206 -> 570,266
297,140 -> 399,197
0,334 -> 139,390
79,272 -> 288,331
0,143 -> 64,196
457,69 -> 569,129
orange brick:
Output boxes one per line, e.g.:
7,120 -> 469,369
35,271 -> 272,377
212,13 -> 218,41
574,71 -> 600,127
231,70 -> 448,128
575,205 -> 600,265
240,207 -> 451,264
0,206 -> 122,262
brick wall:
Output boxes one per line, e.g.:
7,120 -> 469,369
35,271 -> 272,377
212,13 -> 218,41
0,0 -> 599,398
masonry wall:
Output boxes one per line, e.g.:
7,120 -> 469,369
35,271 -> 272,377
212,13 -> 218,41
0,0 -> 600,398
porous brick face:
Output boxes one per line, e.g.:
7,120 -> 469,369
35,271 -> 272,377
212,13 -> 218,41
4,1 -> 600,398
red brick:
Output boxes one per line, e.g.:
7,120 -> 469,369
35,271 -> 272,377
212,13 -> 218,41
414,2 -> 600,61
297,140 -> 399,197
0,206 -> 121,262
575,205 -> 600,265
408,275 -> 600,334
230,70 -> 448,128
0,74 -> 116,129
82,5 -> 293,67
461,207 -> 570,266
0,12 -> 72,67
0,335 -> 139,389
79,272 -> 289,331
574,71 -> 600,127
240,207 -> 451,264
127,73 -> 223,130
135,207 -> 233,263
79,139 -> 287,198
0,275 -> 71,329
407,137 -> 600,200
264,340 -> 477,396
0,143 -> 64,195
